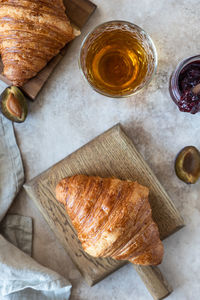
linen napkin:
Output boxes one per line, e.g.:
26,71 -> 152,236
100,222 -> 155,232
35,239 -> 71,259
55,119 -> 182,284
0,114 -> 72,300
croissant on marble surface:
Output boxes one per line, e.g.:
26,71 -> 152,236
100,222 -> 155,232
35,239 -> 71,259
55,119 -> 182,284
0,0 -> 78,86
56,174 -> 164,266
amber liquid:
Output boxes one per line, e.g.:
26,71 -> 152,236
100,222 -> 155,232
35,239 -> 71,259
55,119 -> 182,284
85,29 -> 149,96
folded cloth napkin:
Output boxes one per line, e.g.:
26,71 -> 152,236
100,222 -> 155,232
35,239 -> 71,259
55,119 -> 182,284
0,115 -> 72,300
0,114 -> 24,221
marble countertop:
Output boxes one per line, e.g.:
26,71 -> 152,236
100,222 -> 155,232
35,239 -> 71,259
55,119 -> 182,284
1,0 -> 200,299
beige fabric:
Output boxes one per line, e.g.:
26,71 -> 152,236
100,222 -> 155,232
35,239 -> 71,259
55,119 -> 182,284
0,115 -> 71,300
0,214 -> 33,256
0,115 -> 24,222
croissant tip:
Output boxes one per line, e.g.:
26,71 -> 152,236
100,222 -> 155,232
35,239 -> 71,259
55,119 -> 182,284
55,182 -> 64,204
55,178 -> 70,205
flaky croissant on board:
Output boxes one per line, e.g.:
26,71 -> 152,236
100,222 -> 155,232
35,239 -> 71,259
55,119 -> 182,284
56,175 -> 164,265
0,0 -> 78,86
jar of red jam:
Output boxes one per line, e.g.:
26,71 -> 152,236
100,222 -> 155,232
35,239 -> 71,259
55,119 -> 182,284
169,55 -> 200,114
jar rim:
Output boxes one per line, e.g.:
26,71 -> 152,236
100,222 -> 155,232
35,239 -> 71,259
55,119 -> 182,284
169,55 -> 200,105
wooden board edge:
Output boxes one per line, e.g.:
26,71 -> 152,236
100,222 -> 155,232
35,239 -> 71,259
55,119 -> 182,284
24,122 -> 185,239
134,265 -> 173,300
117,125 -> 185,231
64,0 -> 97,28
25,124 -> 121,185
90,261 -> 128,286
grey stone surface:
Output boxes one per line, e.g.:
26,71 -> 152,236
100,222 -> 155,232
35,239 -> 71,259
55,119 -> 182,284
1,0 -> 200,299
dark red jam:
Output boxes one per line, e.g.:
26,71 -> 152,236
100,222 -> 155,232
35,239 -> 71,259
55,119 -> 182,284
178,61 -> 200,114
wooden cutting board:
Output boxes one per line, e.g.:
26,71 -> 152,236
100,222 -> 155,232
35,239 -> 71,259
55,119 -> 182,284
24,124 -> 184,299
0,0 -> 96,100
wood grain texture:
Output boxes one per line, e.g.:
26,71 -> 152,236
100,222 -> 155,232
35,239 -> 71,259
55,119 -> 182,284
135,265 -> 172,300
24,124 -> 184,295
0,0 -> 97,100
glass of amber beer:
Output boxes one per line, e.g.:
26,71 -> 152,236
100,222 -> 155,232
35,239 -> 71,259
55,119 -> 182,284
79,21 -> 157,98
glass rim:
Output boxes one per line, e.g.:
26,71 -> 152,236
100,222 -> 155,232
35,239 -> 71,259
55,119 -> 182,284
79,20 -> 158,98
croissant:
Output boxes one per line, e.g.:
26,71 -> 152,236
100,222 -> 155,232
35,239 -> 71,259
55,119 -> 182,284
0,0 -> 77,86
56,175 -> 164,265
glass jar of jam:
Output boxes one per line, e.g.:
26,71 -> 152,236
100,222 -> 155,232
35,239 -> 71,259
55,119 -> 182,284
169,55 -> 200,114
